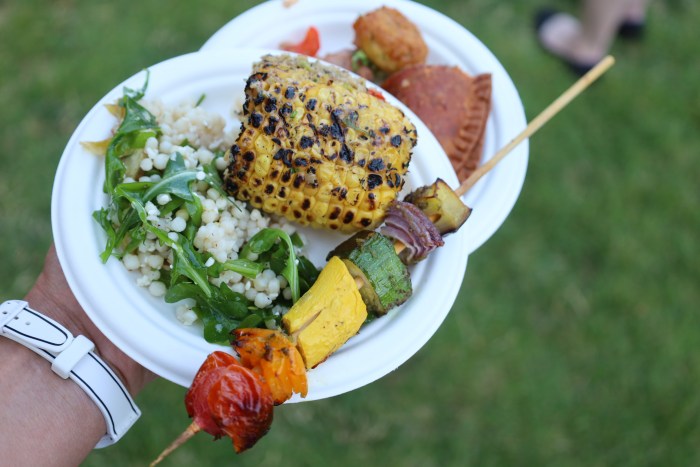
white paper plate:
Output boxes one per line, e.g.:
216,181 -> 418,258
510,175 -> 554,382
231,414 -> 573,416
52,48 -> 469,401
202,0 -> 529,254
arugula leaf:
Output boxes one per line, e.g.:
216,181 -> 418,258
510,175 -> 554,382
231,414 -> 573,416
115,186 -> 211,297
240,228 -> 300,302
103,73 -> 160,195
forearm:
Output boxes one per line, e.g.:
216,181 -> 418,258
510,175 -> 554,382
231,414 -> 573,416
0,338 -> 105,466
0,245 -> 154,466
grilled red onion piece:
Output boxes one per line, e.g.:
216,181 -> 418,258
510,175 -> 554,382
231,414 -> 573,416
381,200 -> 444,264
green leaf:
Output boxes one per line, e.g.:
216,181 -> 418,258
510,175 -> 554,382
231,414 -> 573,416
240,228 -> 300,302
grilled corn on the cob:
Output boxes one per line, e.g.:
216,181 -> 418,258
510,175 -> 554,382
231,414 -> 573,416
223,54 -> 418,232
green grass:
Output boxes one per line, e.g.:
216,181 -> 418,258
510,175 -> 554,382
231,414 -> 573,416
1,0 -> 699,465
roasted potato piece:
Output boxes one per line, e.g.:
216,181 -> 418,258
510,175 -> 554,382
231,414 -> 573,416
404,178 -> 472,235
353,6 -> 428,74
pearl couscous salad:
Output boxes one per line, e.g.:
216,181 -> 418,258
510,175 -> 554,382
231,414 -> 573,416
88,76 -> 319,344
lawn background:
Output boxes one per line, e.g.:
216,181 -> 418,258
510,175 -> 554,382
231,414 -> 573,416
1,0 -> 699,466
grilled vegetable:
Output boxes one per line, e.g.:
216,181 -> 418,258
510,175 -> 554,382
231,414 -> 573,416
150,351 -> 274,466
404,178 -> 472,235
232,328 -> 308,405
282,256 -> 367,369
328,230 -> 412,316
381,200 -> 444,264
223,54 -> 417,233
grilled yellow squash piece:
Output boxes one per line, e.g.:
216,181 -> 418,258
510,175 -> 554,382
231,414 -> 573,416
223,54 -> 418,232
282,256 -> 367,369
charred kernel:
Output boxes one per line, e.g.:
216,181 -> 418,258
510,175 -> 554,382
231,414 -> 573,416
358,159 -> 366,167
367,174 -> 383,189
254,196 -> 263,204
264,117 -> 278,135
360,218 -> 372,227
285,86 -> 296,99
237,170 -> 247,179
294,157 -> 308,167
368,193 -> 376,200
293,210 -> 302,219
306,98 -> 317,111
225,180 -> 238,193
299,136 -> 314,149
367,158 -> 385,171
280,103 -> 293,117
270,169 -> 280,179
264,184 -> 274,195
243,151 -> 255,162
379,125 -> 390,134
272,137 -> 282,146
278,187 -> 287,198
249,112 -> 263,128
281,170 -> 292,183
301,199 -> 311,210
252,178 -> 262,187
293,174 -> 305,188
253,93 -> 265,105
230,144 -> 241,156
339,143 -> 354,162
342,211 -> 354,224
329,207 -> 341,220
309,158 -> 322,165
391,135 -> 402,147
274,86 -> 281,94
264,97 -> 277,113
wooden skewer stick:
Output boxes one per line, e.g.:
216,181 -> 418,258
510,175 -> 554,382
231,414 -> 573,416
354,57 -> 616,282
455,55 -> 616,197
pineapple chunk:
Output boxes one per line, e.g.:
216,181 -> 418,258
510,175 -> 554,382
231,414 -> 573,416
282,256 -> 367,369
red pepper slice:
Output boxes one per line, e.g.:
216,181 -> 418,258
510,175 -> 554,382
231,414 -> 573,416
280,26 -> 321,57
368,88 -> 386,101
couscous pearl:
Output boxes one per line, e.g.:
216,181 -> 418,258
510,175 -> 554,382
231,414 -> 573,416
201,210 -> 218,224
146,254 -> 164,269
153,154 -> 169,170
267,278 -> 280,294
231,283 -> 245,294
123,254 -> 140,271
206,188 -> 220,200
149,281 -> 167,297
254,275 -> 268,290
168,232 -> 179,241
175,208 -> 189,220
176,306 -> 198,326
140,157 -> 154,172
245,288 -> 258,301
170,217 -> 187,232
283,288 -> 293,300
156,193 -> 172,205
204,257 -> 215,268
254,293 -> 272,308
262,269 -> 276,280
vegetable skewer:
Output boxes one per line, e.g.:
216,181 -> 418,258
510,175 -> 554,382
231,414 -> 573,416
151,54 -> 616,465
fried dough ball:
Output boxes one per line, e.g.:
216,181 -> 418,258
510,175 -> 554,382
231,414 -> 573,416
353,6 -> 428,74
383,65 -> 492,181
